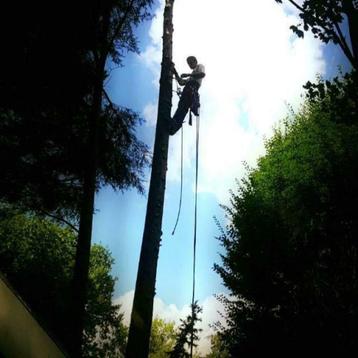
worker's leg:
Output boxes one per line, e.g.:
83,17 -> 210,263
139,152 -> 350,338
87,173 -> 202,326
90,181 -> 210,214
169,86 -> 191,135
173,97 -> 190,123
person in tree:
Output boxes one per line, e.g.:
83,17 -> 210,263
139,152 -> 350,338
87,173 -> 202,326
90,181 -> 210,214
169,56 -> 205,135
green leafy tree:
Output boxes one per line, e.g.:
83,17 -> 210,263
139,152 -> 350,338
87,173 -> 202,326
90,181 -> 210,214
275,0 -> 358,69
0,208 -> 127,357
214,73 -> 358,355
149,317 -> 176,357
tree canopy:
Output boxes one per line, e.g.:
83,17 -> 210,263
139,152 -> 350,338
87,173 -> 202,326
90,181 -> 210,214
214,72 -> 358,355
0,208 -> 127,356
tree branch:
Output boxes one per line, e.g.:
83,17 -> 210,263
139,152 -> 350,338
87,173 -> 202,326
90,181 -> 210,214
39,209 -> 79,233
284,0 -> 357,69
332,19 -> 356,67
103,89 -> 117,111
287,0 -> 304,12
106,0 -> 135,57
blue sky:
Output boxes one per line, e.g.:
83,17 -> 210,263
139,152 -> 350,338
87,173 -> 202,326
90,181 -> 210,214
92,0 -> 350,353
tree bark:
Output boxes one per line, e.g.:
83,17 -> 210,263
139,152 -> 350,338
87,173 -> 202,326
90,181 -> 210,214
125,1 -> 174,357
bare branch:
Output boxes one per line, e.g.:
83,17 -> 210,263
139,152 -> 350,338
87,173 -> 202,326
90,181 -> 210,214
287,0 -> 304,12
103,89 -> 117,111
283,0 -> 357,69
332,19 -> 356,67
39,209 -> 79,233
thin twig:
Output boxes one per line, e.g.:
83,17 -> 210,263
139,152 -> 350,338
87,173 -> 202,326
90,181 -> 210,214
39,209 -> 79,233
287,0 -> 304,12
103,89 -> 118,111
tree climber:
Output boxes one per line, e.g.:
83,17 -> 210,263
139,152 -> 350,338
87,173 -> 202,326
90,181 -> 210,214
169,56 -> 205,135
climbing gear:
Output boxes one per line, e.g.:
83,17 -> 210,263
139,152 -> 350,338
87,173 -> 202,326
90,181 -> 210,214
190,110 -> 200,358
172,80 -> 200,130
171,65 -> 202,358
171,125 -> 184,236
174,76 -> 183,97
171,112 -> 200,357
188,82 -> 200,126
169,108 -> 201,358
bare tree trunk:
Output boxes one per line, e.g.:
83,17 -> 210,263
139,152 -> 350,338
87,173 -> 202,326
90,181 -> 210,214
69,6 -> 110,354
126,0 -> 174,357
69,63 -> 104,357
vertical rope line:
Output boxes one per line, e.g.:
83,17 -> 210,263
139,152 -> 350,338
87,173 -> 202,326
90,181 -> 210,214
172,126 -> 184,235
190,112 -> 200,358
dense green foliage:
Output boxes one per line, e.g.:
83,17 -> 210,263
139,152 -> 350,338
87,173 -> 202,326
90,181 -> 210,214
149,317 -> 177,357
0,209 -> 126,356
215,72 -> 358,355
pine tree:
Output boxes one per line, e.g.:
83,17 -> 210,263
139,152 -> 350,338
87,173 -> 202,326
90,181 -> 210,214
169,302 -> 202,358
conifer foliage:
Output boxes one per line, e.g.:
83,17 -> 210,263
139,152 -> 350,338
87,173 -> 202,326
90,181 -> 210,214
169,302 -> 202,358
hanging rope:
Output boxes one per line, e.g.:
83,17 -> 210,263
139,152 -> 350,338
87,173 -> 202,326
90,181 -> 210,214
171,74 -> 184,236
170,70 -> 201,356
190,111 -> 200,358
171,126 -> 184,236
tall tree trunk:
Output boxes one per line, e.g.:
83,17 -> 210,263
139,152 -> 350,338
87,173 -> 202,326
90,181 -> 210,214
126,0 -> 174,357
69,63 -> 104,357
69,6 -> 110,354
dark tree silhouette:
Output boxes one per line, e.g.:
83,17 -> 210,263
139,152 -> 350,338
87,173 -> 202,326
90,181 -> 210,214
69,1 -> 153,355
126,0 -> 175,356
275,0 -> 358,69
169,302 -> 202,358
0,1 -> 153,355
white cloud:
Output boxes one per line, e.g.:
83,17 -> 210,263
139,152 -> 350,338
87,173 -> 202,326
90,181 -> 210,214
143,101 -> 158,127
115,290 -> 227,355
140,0 -> 326,204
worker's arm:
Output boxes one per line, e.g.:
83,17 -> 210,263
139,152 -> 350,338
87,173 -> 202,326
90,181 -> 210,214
171,62 -> 187,86
181,72 -> 206,79
176,74 -> 187,86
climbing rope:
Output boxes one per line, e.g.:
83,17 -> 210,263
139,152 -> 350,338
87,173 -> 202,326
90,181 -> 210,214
171,126 -> 184,236
190,111 -> 200,358
171,75 -> 184,236
171,71 -> 200,357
